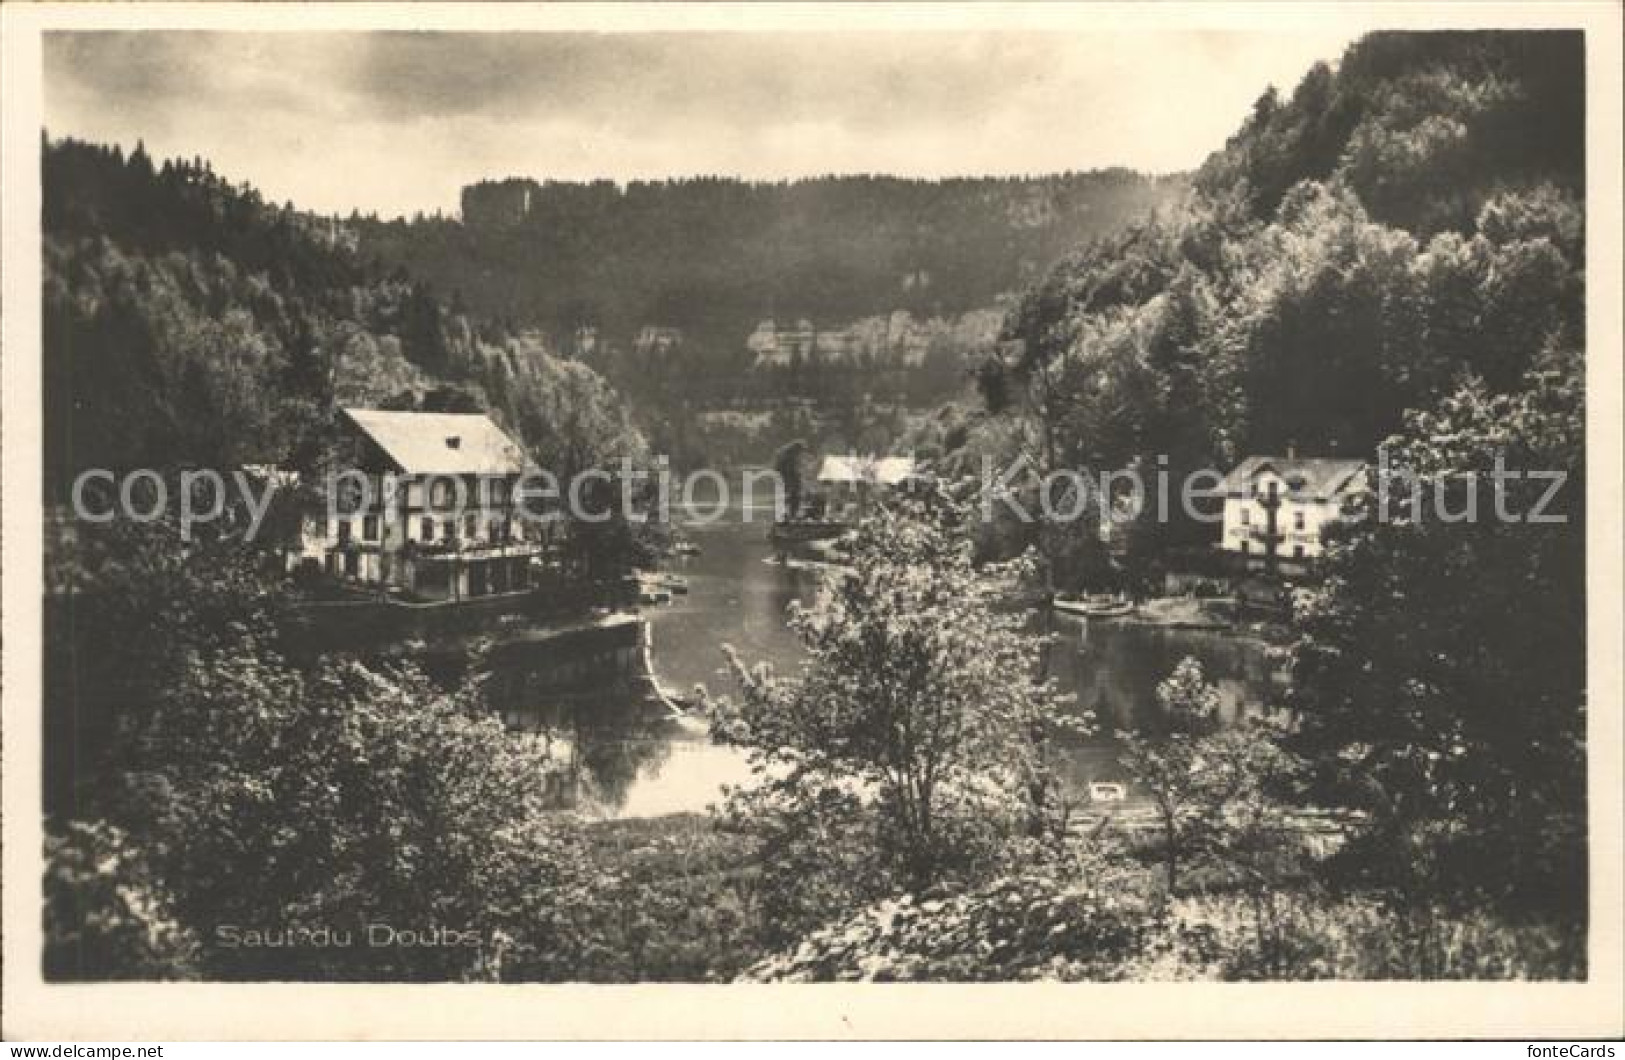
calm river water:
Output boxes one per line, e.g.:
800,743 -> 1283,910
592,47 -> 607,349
558,509 -> 1285,819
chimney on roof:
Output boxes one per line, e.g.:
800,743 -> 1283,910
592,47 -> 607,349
1286,440 -> 1297,460
446,436 -> 462,450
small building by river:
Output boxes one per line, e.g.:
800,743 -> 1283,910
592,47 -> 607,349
814,453 -> 920,521
1219,452 -> 1366,573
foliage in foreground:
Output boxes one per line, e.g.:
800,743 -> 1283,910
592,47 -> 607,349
741,860 -> 1155,983
542,815 -> 763,983
710,493 -> 1082,907
744,879 -> 1586,983
44,820 -> 201,981
1291,351 -> 1586,916
46,519 -> 580,981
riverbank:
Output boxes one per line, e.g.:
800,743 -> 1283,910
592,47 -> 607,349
615,521 -> 1294,817
1074,595 -> 1293,644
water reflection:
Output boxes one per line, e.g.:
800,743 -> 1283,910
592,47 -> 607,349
1060,618 -> 1283,729
508,694 -> 757,819
645,518 -> 820,697
524,516 -> 1282,818
1046,617 -> 1285,790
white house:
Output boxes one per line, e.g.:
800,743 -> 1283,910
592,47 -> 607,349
1219,454 -> 1367,571
815,453 -> 920,521
297,408 -> 545,601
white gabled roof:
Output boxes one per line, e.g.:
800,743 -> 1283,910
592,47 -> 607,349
817,454 -> 918,486
1221,455 -> 1367,500
342,409 -> 530,476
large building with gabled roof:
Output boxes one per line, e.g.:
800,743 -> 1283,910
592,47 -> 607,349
1219,452 -> 1368,571
299,408 -> 545,601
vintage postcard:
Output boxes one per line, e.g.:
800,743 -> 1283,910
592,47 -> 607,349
3,0 -> 1621,1042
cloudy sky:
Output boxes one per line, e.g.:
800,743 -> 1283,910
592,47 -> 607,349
45,30 -> 1360,218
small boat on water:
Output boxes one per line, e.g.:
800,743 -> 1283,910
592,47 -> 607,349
671,540 -> 701,556
1088,782 -> 1128,803
1052,595 -> 1135,619
634,569 -> 689,601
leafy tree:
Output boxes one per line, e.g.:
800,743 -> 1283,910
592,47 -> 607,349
1119,656 -> 1310,976
1197,32 -> 1583,233
45,519 -> 583,981
44,514 -> 287,815
772,438 -> 809,518
119,649 -> 581,981
1118,657 -> 1223,894
559,473 -> 660,583
1290,348 -> 1585,916
44,819 -> 200,981
1184,721 -> 1308,977
711,493 -> 1082,894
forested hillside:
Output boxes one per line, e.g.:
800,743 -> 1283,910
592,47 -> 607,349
940,29 -> 1583,513
352,171 -> 1184,406
42,137 -> 646,499
913,28 -> 1588,949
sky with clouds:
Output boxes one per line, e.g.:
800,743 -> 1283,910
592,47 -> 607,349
45,30 -> 1361,219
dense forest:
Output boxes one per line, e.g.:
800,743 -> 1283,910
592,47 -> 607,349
42,136 -> 648,500
353,171 -> 1184,411
916,30 -> 1584,574
371,170 -> 1180,335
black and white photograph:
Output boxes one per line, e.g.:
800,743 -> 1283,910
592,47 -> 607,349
2,0 -> 1621,1043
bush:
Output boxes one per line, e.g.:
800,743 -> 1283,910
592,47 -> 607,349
1128,891 -> 1585,981
527,815 -> 766,983
44,819 -> 199,980
742,857 -> 1156,983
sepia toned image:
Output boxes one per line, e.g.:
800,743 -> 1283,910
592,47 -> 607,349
3,0 -> 1622,1043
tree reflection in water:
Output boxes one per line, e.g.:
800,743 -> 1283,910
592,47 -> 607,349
509,694 -> 680,815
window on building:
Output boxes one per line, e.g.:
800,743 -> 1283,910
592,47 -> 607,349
465,513 -> 479,540
444,519 -> 457,542
335,519 -> 352,544
489,478 -> 508,505
420,517 -> 434,542
1240,508 -> 1250,526
363,515 -> 380,541
1293,545 -> 1305,558
431,479 -> 454,510
1294,510 -> 1306,531
336,478 -> 364,515
1240,540 -> 1250,554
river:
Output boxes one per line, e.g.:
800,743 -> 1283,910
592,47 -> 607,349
552,511 -> 1285,819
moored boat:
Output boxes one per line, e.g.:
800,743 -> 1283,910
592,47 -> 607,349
1088,782 -> 1128,803
1052,595 -> 1135,619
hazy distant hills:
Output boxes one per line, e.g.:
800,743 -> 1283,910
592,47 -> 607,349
352,171 -> 1187,368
